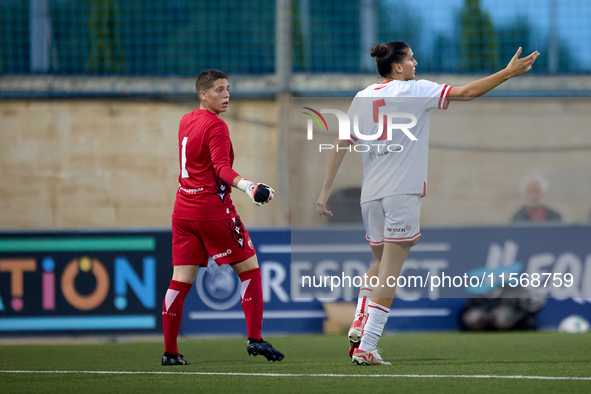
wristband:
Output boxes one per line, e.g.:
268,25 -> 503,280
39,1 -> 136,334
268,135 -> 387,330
237,178 -> 253,193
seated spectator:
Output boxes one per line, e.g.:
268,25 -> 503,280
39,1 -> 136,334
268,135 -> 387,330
512,174 -> 562,223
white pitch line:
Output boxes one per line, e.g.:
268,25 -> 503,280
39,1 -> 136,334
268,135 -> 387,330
0,371 -> 590,381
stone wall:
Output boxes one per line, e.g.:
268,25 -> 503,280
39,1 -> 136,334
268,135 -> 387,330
292,97 -> 591,227
1,97 -> 590,230
0,99 -> 280,229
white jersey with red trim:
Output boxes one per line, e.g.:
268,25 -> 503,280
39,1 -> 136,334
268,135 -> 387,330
347,79 -> 452,204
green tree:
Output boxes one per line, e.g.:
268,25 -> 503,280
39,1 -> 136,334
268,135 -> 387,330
496,16 -> 530,67
86,0 -> 126,74
432,33 -> 455,73
378,0 -> 421,49
534,39 -> 578,73
458,0 -> 500,72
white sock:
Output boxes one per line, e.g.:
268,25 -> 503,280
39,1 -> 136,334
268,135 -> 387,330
354,286 -> 373,321
359,301 -> 390,351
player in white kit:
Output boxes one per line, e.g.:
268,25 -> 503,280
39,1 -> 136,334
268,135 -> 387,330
316,41 -> 539,365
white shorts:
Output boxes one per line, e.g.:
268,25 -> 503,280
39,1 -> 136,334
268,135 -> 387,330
361,194 -> 421,246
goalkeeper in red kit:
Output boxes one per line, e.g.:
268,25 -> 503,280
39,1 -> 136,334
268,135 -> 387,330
161,69 -> 284,365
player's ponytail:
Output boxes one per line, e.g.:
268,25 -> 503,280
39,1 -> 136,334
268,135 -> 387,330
371,41 -> 410,78
370,44 -> 388,58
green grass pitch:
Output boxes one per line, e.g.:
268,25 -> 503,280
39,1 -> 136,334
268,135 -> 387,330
1,332 -> 589,393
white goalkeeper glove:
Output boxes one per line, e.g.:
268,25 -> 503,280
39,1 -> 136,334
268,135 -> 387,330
237,178 -> 275,206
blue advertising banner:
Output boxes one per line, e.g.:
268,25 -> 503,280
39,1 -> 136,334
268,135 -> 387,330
0,230 -> 172,335
291,226 -> 591,300
183,225 -> 591,336
1,226 -> 589,336
182,230 -> 326,336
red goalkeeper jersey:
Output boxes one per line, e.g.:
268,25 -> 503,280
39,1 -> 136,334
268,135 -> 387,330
172,109 -> 240,221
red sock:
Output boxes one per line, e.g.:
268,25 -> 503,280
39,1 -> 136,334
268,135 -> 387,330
238,268 -> 263,340
162,279 -> 192,355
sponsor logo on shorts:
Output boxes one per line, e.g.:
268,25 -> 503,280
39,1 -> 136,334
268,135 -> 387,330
212,249 -> 233,260
387,227 -> 406,233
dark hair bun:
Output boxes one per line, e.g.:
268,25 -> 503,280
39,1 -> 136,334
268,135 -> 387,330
370,44 -> 387,58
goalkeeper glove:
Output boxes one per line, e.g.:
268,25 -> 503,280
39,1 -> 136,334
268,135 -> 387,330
237,178 -> 275,206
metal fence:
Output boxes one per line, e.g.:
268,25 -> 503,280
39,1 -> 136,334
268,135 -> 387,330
1,0 -> 590,77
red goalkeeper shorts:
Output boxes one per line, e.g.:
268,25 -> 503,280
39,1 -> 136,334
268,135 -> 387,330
172,216 -> 256,266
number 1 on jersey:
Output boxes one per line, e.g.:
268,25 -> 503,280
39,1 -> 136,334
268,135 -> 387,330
181,137 -> 189,178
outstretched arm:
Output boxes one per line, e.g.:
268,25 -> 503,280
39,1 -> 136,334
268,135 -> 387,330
316,138 -> 351,218
449,47 -> 540,100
